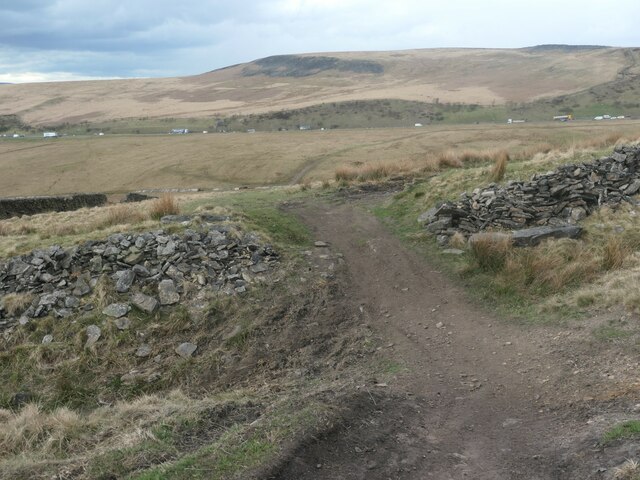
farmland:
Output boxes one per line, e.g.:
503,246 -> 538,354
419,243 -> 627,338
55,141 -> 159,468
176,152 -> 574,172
2,120 -> 640,196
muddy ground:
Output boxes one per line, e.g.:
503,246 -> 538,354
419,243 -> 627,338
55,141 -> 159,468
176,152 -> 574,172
267,193 -> 640,480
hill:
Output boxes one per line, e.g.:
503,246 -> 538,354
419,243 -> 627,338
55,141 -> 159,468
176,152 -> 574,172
1,46 -> 639,126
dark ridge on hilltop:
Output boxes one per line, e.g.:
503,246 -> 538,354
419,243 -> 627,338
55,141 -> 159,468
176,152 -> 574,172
241,55 -> 384,78
523,44 -> 611,52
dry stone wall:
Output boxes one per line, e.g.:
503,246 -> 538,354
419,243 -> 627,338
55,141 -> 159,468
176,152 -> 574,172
0,193 -> 107,219
420,145 -> 640,245
0,216 -> 278,330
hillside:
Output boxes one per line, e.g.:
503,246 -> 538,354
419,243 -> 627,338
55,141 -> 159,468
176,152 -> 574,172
1,46 -> 639,126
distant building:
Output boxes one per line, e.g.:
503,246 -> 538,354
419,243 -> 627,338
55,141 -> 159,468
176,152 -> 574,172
414,123 -> 423,127
299,125 -> 311,131
246,129 -> 256,133
553,115 -> 573,122
170,128 -> 189,134
43,132 -> 58,138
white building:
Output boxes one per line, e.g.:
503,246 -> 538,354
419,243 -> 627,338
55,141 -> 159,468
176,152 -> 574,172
43,132 -> 58,138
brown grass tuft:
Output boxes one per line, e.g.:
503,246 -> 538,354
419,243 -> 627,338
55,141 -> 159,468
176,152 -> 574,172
489,151 -> 510,183
1,293 -> 35,316
149,194 -> 180,220
105,205 -> 146,227
601,235 -> 631,271
0,403 -> 86,456
436,151 -> 464,169
613,459 -> 640,480
334,166 -> 359,183
469,234 -> 512,272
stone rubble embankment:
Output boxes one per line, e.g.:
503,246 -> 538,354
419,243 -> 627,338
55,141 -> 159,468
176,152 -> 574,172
420,145 -> 640,245
0,215 -> 278,330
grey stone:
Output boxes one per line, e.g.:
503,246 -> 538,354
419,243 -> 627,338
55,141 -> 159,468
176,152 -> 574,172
443,249 -> 465,255
570,207 -> 587,222
115,317 -> 131,330
175,342 -> 197,358
136,344 -> 152,357
64,296 -> 80,308
42,334 -> 53,344
157,241 -> 176,256
250,263 -> 269,273
102,303 -> 131,318
89,256 -> 103,273
426,217 -> 452,233
625,179 -> 640,195
511,225 -> 582,247
131,292 -> 159,313
85,325 -> 101,348
158,280 -> 180,305
73,276 -> 92,296
124,251 -> 144,265
417,206 -> 439,225
115,270 -> 136,293
314,241 -> 329,247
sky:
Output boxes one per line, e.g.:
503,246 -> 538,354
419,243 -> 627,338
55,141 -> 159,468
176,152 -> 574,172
0,0 -> 639,83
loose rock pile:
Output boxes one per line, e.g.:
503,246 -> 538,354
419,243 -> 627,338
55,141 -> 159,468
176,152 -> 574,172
0,216 -> 278,329
420,145 -> 640,244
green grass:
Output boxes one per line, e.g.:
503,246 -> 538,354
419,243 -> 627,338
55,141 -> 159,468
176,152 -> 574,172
602,420 -> 640,444
593,325 -> 633,342
128,403 -> 327,480
185,189 -> 312,248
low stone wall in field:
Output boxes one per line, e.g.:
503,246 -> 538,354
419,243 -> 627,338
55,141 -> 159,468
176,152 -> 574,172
0,194 -> 107,220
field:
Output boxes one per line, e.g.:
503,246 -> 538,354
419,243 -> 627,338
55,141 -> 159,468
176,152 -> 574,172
2,120 -> 640,196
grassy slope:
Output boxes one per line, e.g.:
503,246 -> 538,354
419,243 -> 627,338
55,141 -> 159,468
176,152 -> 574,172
0,47 -> 633,126
0,188 -> 378,479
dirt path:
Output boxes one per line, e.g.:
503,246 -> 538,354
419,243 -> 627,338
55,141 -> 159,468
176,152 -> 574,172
273,197 -> 604,479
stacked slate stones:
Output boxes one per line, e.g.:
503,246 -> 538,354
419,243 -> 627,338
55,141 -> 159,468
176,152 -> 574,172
0,218 -> 277,330
420,145 -> 640,245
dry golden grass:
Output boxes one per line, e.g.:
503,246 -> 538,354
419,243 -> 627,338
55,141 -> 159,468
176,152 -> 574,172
1,123 -> 640,196
0,404 -> 86,457
334,161 -> 407,183
97,204 -> 147,228
0,390 -> 200,462
148,194 -> 180,220
469,234 -> 513,272
1,293 -> 34,316
489,151 -> 510,183
602,236 -> 632,271
614,459 -> 640,480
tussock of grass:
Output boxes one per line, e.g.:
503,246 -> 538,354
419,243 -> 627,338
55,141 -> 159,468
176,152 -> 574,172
469,234 -> 512,273
149,194 -> 180,220
1,293 -> 35,316
0,403 -> 86,456
602,236 -> 632,271
614,459 -> 640,480
96,204 -> 147,229
489,151 -> 509,182
334,162 -> 406,183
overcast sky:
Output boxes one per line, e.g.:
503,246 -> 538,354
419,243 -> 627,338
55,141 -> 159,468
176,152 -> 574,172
1,0 -> 639,83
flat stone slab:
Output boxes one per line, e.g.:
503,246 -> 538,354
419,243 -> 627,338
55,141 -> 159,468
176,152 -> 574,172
102,303 -> 131,318
131,292 -> 159,313
175,342 -> 197,358
512,225 -> 583,247
158,279 -> 180,305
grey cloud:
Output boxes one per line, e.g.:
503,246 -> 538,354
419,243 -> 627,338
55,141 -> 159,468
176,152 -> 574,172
1,0 -> 640,82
